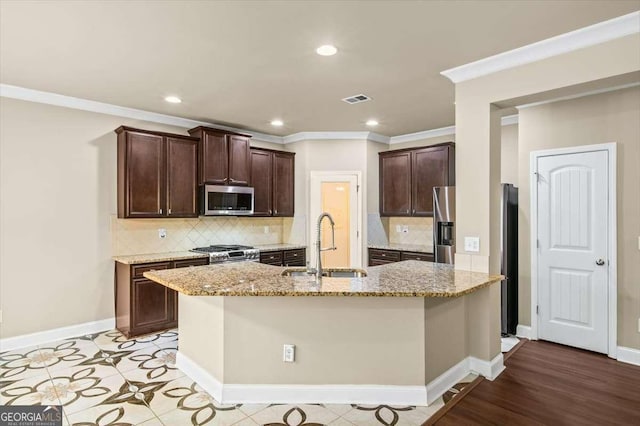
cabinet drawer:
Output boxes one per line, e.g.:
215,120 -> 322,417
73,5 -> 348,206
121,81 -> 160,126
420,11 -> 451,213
368,249 -> 401,261
283,249 -> 305,261
369,259 -> 395,267
132,262 -> 171,278
260,250 -> 283,265
173,258 -> 209,268
401,251 -> 434,262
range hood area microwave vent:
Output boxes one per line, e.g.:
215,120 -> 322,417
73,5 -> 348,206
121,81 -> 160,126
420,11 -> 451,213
341,94 -> 372,104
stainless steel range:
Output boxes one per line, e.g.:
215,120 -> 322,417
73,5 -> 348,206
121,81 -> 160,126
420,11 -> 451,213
190,245 -> 260,264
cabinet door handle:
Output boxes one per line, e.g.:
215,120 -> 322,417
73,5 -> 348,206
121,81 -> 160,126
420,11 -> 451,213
406,209 -> 409,214
381,253 -> 386,257
274,209 -> 278,215
159,208 -> 163,214
229,178 -> 236,183
412,209 -> 416,214
168,208 -> 172,215
268,209 -> 272,215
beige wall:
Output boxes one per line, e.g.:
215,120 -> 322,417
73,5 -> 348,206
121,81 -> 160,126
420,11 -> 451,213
518,86 -> 640,350
286,139 -> 370,265
501,124 -> 518,184
178,286 -> 499,388
452,32 -> 639,361
0,98 -> 188,338
0,97 -> 287,339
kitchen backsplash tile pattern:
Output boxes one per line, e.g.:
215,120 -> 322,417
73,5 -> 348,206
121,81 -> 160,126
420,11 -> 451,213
387,217 -> 433,247
111,216 -> 286,256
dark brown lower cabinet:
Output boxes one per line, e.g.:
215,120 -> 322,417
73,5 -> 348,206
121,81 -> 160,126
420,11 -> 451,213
368,248 -> 433,266
259,248 -> 306,267
115,257 -> 209,338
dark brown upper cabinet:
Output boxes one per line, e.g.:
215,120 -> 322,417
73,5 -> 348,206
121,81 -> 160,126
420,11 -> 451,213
379,142 -> 454,217
116,127 -> 198,218
249,148 -> 295,217
379,151 -> 412,216
188,127 -> 251,186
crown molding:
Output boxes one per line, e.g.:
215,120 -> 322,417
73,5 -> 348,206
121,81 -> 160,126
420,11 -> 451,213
1,84 -> 522,147
441,11 -> 640,84
282,131 -> 389,144
0,84 -> 284,144
389,125 -> 456,144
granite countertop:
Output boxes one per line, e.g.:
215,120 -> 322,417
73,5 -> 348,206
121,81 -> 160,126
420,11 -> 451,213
113,251 -> 209,265
143,260 -> 502,298
368,243 -> 434,254
255,244 -> 307,252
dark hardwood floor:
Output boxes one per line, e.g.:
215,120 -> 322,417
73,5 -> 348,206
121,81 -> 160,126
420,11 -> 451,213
435,340 -> 640,425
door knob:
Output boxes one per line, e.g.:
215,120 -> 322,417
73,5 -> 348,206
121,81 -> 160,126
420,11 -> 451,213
595,258 -> 606,266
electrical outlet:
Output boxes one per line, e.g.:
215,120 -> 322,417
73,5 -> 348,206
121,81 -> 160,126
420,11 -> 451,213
395,225 -> 401,233
263,226 -> 269,234
402,225 -> 409,233
283,344 -> 295,362
158,229 -> 167,239
637,318 -> 640,333
464,237 -> 480,252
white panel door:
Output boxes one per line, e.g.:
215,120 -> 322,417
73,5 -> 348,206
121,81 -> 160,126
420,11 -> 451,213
537,150 -> 609,353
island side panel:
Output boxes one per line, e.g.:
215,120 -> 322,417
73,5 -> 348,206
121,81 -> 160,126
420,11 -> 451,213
423,296 -> 468,383
223,296 -> 426,386
178,295 -> 225,382
466,284 -> 502,363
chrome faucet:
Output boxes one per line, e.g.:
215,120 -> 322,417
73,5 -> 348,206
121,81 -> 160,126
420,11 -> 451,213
315,212 -> 337,281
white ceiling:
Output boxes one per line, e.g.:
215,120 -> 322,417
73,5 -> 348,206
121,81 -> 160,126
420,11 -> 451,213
1,1 -> 637,136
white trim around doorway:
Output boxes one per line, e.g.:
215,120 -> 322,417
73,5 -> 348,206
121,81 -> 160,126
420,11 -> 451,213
308,171 -> 363,269
529,143 -> 617,358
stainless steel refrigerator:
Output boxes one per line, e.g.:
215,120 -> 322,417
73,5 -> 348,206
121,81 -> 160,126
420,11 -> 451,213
501,183 -> 518,335
433,186 -> 455,264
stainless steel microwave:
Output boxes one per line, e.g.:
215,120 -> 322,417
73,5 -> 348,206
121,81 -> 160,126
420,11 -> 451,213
200,185 -> 254,216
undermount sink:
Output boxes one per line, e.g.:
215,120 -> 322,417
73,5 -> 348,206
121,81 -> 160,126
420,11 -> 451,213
281,268 -> 368,278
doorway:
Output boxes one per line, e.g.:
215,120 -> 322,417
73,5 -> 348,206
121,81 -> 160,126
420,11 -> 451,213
309,172 -> 362,269
531,143 -> 616,356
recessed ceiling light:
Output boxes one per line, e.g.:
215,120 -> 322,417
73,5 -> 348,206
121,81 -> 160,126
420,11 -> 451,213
366,119 -> 379,126
164,96 -> 182,104
271,119 -> 284,127
316,44 -> 338,56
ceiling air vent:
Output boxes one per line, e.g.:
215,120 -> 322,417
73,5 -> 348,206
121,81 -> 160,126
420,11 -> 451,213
342,94 -> 372,104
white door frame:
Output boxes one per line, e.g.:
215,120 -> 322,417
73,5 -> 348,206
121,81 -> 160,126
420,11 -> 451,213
530,142 -> 617,358
309,171 -> 363,269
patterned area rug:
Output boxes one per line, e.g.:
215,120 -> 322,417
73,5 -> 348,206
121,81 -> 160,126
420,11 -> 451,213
0,329 -> 477,425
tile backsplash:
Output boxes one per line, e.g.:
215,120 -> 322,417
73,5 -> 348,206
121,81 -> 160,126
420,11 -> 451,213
111,216 -> 288,256
387,217 -> 433,246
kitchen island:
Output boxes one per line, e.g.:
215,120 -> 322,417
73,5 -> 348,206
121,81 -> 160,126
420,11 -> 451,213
144,261 -> 503,405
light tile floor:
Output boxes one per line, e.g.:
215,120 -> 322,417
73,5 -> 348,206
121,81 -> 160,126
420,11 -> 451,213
1,329 -> 477,425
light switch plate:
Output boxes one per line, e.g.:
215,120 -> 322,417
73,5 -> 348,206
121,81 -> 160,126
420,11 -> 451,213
283,344 -> 295,362
396,225 -> 401,233
464,237 -> 480,252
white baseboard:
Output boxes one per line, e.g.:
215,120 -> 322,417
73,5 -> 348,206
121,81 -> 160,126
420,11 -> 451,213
223,383 -> 428,406
425,357 -> 471,405
0,318 -> 115,352
469,353 -> 505,381
617,346 -> 640,366
177,350 -> 503,405
516,325 -> 532,339
175,351 -> 224,401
